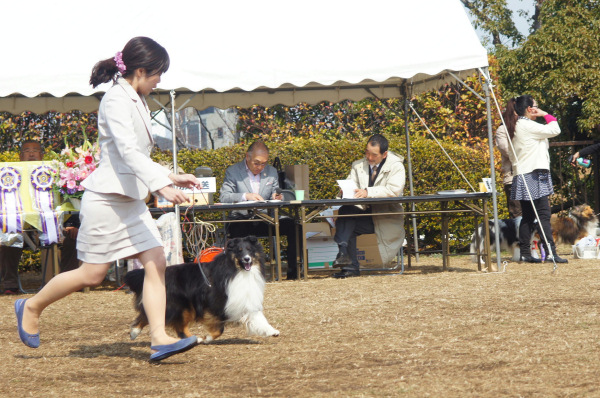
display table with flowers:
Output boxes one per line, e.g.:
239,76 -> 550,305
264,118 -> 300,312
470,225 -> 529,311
55,138 -> 99,210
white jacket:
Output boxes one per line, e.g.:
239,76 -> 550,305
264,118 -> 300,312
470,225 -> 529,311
508,118 -> 560,176
82,78 -> 172,200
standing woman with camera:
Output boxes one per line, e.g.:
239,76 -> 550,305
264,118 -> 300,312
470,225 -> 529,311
507,95 -> 568,264
15,37 -> 201,361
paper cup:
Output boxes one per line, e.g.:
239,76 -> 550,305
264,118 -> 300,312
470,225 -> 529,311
295,190 -> 305,200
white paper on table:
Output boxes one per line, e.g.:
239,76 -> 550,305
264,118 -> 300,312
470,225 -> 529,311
337,179 -> 358,199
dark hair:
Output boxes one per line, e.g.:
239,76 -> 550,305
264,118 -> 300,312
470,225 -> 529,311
514,95 -> 534,117
89,36 -> 170,88
367,133 -> 388,154
20,139 -> 43,152
247,140 -> 269,155
503,98 -> 519,139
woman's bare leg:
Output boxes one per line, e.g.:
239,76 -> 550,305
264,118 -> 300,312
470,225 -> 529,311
21,262 -> 111,335
137,247 -> 180,348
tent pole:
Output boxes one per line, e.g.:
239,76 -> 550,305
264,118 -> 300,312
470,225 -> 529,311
404,93 -> 419,262
170,90 -> 181,223
481,68 -> 500,272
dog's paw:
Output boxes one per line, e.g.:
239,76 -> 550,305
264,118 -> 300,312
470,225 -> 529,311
130,327 -> 142,340
270,328 -> 280,337
200,335 -> 214,344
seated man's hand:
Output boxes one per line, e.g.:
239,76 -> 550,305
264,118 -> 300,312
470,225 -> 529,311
272,192 -> 283,200
354,188 -> 368,198
245,193 -> 265,201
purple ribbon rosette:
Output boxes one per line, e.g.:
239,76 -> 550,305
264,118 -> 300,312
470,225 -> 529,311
0,166 -> 24,234
30,165 -> 60,245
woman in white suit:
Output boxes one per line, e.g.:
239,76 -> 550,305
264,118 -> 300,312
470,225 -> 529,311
15,37 -> 200,361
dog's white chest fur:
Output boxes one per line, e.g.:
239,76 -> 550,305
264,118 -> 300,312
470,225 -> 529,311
225,266 -> 265,320
223,266 -> 280,337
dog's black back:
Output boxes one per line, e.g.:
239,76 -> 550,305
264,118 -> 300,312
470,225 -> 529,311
124,236 -> 266,333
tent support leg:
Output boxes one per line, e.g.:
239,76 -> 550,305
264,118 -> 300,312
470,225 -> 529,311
404,96 -> 419,262
481,68 -> 501,272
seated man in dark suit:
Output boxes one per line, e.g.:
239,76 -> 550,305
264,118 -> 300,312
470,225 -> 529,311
220,141 -> 299,280
332,134 -> 406,278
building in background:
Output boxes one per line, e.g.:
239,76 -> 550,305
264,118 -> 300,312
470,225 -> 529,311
152,107 -> 239,151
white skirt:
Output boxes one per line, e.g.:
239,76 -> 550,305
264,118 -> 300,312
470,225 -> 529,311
76,190 -> 163,264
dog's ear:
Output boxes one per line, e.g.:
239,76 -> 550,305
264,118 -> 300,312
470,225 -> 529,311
226,238 -> 237,251
247,235 -> 258,244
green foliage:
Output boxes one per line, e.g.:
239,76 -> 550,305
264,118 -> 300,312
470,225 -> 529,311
0,111 -> 98,152
461,0 -> 525,47
497,0 -> 600,138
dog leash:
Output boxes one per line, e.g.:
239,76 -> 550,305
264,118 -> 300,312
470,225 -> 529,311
196,259 -> 213,288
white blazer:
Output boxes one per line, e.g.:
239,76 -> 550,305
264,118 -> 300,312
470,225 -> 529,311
82,78 -> 172,200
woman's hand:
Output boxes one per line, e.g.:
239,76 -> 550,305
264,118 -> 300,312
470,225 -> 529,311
156,185 -> 189,204
156,173 -> 202,204
530,107 -> 548,118
571,152 -> 580,166
168,173 -> 201,189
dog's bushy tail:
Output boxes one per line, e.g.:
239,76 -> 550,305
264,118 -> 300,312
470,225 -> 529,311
124,269 -> 145,294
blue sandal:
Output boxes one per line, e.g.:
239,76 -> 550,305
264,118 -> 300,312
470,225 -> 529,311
15,299 -> 40,348
150,336 -> 198,362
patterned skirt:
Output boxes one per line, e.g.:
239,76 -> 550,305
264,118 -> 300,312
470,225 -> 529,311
510,169 -> 553,201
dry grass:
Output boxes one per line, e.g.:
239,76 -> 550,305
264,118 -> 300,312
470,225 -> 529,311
1,245 -> 600,397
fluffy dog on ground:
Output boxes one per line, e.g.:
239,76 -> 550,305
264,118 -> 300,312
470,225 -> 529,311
124,236 -> 280,344
550,204 -> 598,245
471,204 -> 598,264
470,216 -> 528,265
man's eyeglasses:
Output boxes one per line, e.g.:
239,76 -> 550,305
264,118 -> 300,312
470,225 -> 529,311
252,160 -> 268,167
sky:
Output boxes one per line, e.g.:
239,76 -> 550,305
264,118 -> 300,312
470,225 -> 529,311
467,0 -> 535,48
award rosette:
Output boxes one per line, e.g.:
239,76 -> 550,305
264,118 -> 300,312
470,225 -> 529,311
30,165 -> 60,245
0,166 -> 23,234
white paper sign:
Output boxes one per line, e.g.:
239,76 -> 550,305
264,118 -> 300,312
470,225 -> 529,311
177,177 -> 217,193
337,179 -> 358,199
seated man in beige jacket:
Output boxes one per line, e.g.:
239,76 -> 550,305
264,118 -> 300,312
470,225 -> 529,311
332,134 -> 406,278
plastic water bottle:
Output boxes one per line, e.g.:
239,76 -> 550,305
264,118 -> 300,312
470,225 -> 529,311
577,158 -> 591,168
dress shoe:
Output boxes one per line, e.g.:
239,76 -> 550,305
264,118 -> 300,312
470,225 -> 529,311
286,272 -> 298,280
520,256 -> 542,264
332,254 -> 352,268
150,336 -> 198,362
546,255 -> 568,264
14,299 -> 40,348
332,270 -> 360,279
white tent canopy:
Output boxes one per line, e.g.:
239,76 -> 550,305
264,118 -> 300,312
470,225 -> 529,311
1,0 -> 488,113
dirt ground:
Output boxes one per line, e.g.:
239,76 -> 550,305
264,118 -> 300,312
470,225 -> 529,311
1,244 -> 600,397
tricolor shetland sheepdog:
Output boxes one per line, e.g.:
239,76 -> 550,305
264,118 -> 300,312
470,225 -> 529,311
470,216 -> 527,266
124,236 -> 280,344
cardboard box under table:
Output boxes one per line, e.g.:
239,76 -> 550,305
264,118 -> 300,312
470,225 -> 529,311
305,223 -> 384,269
305,222 -> 337,269
356,234 -> 383,268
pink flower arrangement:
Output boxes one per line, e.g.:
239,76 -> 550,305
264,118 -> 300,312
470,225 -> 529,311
55,139 -> 100,199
